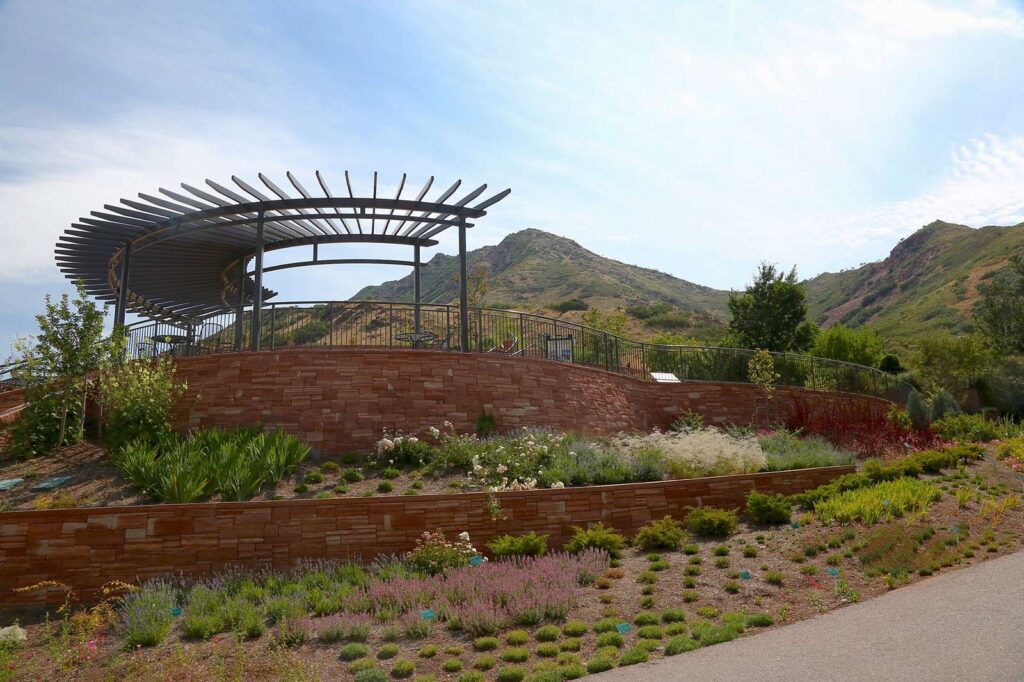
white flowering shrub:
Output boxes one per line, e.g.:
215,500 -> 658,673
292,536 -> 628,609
469,428 -> 566,491
611,428 -> 767,478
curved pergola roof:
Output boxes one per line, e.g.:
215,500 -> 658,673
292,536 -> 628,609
55,171 -> 510,323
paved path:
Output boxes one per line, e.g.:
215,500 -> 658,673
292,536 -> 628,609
597,550 -> 1024,682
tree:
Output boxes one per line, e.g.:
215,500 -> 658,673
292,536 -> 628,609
581,308 -> 629,336
975,255 -> 1024,355
727,263 -> 817,352
913,332 -> 994,395
7,282 -> 123,457
810,324 -> 884,367
451,262 -> 489,306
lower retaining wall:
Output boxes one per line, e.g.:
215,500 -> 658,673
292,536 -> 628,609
0,465 -> 852,608
170,349 -> 891,453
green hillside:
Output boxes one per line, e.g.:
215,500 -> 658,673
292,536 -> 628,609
803,220 -> 1024,337
354,228 -> 730,338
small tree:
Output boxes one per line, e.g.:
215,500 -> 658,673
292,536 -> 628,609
728,263 -> 817,352
975,255 -> 1024,355
811,324 -> 884,367
7,283 -> 122,457
451,262 -> 490,306
100,356 -> 187,452
748,349 -> 779,426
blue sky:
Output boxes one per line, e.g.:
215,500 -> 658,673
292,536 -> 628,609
2,0 -> 1024,348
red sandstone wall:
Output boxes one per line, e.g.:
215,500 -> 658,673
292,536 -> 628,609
170,349 -> 890,453
0,465 -> 852,608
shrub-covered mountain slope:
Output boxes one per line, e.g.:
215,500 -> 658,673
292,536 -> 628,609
803,220 -> 1024,337
354,228 -> 730,336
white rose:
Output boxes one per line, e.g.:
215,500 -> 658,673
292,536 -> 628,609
550,481 -> 565,489
458,532 -> 470,542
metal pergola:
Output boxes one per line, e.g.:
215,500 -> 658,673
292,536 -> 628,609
54,171 -> 511,352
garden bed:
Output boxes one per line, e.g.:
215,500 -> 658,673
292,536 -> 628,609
1,443 -> 1021,681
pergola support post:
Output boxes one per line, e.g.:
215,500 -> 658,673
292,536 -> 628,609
413,245 -> 422,334
114,242 -> 131,328
458,219 -> 469,352
249,210 -> 266,352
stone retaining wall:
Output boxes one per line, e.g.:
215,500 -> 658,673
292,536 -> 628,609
0,465 -> 852,608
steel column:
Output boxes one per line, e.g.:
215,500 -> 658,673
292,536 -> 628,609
413,245 -> 421,334
458,219 -> 469,352
114,242 -> 131,327
249,210 -> 266,351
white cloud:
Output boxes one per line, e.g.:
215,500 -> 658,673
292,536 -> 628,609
0,111 -> 326,282
850,0 -> 1024,39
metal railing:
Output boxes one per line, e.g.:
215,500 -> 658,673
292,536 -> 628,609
124,301 -> 911,402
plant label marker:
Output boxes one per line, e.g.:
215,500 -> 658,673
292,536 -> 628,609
826,567 -> 839,578
882,499 -> 890,506
170,607 -> 182,617
615,623 -> 632,634
31,476 -> 72,491
420,609 -> 436,620
0,478 -> 23,492
739,570 -> 752,580
790,522 -> 799,529
469,556 -> 485,567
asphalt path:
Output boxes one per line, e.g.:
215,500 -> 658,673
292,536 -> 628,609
595,550 -> 1024,682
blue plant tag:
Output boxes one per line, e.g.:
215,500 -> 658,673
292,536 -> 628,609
31,476 -> 73,491
170,607 -> 182,617
739,570 -> 752,580
826,567 -> 839,577
615,623 -> 631,634
469,556 -> 485,567
420,609 -> 436,620
790,522 -> 799,529
951,525 -> 958,534
882,499 -> 891,506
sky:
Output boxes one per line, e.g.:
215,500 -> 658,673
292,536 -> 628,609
2,0 -> 1024,348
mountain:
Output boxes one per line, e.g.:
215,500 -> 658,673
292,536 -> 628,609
354,229 -> 730,339
803,220 -> 1024,337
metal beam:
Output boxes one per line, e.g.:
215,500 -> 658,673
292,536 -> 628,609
257,258 -> 417,274
114,242 -> 131,327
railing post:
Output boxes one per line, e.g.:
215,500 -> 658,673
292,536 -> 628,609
388,303 -> 394,348
519,313 -> 525,355
604,333 -> 610,371
270,305 -> 276,349
328,301 -> 334,347
477,307 -> 484,353
458,219 -> 470,353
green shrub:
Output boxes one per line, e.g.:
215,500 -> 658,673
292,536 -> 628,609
442,659 -> 463,673
536,643 -> 559,658
746,491 -> 792,525
535,625 -> 560,642
304,470 -> 324,484
765,571 -> 784,585
343,468 -> 365,483
562,621 -> 587,637
634,611 -> 659,626
506,629 -> 529,645
596,632 -> 623,648
619,647 -> 649,666
662,608 -> 686,623
637,625 -> 663,639
930,390 -> 961,422
560,662 -> 587,680
349,658 -> 377,673
473,637 -> 499,651
500,648 -> 529,663
932,414 -> 999,443
475,412 -> 497,437
473,655 -> 496,670
341,643 -> 371,661
121,582 -> 176,647
459,673 -> 486,682
743,545 -> 758,557
496,665 -> 526,682
586,657 -> 615,674
418,645 -> 438,658
685,507 -> 738,537
632,516 -> 688,551
906,390 -> 929,430
746,613 -> 775,627
682,590 -> 699,602
712,544 -> 730,556
814,478 -> 942,524
665,635 -> 701,655
101,357 -> 186,451
565,523 -> 626,558
487,532 -> 549,559
559,637 -> 582,652
551,298 -> 589,313
758,431 -> 855,471
391,659 -> 415,679
378,643 -> 401,660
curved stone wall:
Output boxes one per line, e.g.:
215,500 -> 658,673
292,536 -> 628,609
170,349 -> 891,452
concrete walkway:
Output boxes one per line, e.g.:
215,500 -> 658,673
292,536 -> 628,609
598,550 -> 1024,682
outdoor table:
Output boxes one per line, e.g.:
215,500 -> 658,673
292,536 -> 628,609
395,331 -> 437,348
